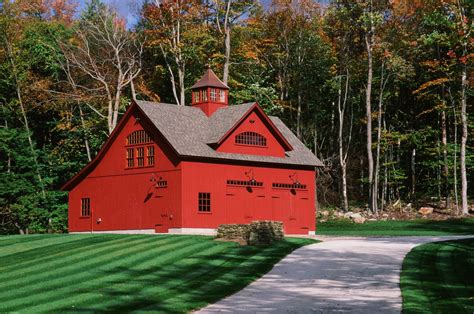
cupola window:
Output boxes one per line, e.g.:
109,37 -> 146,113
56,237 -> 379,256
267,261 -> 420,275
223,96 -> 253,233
235,132 -> 267,147
219,89 -> 225,102
210,88 -> 217,101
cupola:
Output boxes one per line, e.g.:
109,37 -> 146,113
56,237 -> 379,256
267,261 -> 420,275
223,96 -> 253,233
191,68 -> 229,116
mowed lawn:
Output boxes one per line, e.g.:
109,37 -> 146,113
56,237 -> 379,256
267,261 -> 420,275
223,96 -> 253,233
0,234 -> 315,313
316,218 -> 474,237
401,238 -> 474,313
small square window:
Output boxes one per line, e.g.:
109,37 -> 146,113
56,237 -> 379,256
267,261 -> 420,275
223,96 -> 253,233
198,192 -> 211,212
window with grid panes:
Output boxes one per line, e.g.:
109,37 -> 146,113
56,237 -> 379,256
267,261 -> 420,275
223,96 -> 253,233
210,88 -> 216,101
81,198 -> 91,217
147,146 -> 155,166
235,132 -> 267,147
219,89 -> 225,102
198,192 -> 211,212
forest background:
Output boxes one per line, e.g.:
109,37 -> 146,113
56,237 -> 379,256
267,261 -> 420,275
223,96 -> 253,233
0,0 -> 472,234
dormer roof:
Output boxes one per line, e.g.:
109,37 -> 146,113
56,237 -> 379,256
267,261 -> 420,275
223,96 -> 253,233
191,68 -> 229,90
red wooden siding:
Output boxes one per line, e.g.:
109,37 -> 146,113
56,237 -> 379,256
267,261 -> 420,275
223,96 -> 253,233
216,110 -> 286,158
68,108 -> 182,233
181,161 -> 316,234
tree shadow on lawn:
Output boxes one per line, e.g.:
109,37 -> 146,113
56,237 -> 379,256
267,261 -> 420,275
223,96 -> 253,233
401,238 -> 474,314
54,240 -> 310,313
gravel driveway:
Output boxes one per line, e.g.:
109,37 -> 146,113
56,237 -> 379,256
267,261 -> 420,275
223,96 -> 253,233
199,236 -> 473,313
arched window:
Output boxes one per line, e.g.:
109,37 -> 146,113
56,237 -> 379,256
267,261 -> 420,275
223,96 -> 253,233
126,130 -> 154,168
126,130 -> 152,145
235,132 -> 267,147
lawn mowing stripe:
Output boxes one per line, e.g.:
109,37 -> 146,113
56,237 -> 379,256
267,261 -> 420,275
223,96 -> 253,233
48,240 -> 226,313
434,242 -> 470,313
0,235 -> 166,298
12,239 -> 217,312
0,236 -> 201,310
109,244 -> 266,312
0,235 -> 122,270
116,240 -> 301,312
0,235 -> 160,281
0,234 -> 92,259
0,235 -> 183,295
0,234 -> 60,248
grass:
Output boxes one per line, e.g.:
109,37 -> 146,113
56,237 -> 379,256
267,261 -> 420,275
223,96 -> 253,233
316,218 -> 474,237
0,234 -> 316,313
401,238 -> 474,313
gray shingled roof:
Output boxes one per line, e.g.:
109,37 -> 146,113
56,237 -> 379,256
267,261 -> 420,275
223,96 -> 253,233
136,100 -> 323,167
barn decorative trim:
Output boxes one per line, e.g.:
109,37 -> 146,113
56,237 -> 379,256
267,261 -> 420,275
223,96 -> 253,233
226,179 -> 264,187
272,182 -> 307,190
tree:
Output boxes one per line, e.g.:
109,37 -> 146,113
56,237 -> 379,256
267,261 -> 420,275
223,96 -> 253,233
61,3 -> 143,134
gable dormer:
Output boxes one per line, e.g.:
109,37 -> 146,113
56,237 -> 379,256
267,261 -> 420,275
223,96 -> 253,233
212,104 -> 293,158
191,68 -> 229,116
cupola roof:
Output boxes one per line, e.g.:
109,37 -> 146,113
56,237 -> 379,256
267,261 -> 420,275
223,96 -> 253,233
191,68 -> 229,90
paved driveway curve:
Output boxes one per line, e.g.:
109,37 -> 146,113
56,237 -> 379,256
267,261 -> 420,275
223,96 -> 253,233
199,236 -> 473,313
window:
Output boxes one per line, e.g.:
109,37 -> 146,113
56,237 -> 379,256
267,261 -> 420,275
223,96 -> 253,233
227,179 -> 263,187
235,132 -> 267,147
126,130 -> 155,168
126,130 -> 152,145
155,179 -> 168,188
272,182 -> 307,190
137,147 -> 144,167
198,192 -> 211,212
201,89 -> 208,101
219,89 -> 225,102
81,198 -> 91,217
210,88 -> 217,101
126,148 -> 134,168
194,90 -> 200,102
147,146 -> 155,166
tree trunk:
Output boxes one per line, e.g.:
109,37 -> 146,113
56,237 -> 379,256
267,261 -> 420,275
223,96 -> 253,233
223,26 -> 231,85
365,32 -> 374,212
297,89 -> 302,139
441,109 -> 450,208
178,63 -> 185,106
411,148 -> 416,198
338,72 -> 350,212
460,63 -> 468,214
79,105 -> 92,162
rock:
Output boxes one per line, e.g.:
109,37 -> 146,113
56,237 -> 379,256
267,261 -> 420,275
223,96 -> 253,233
406,203 -> 413,211
418,207 -> 434,215
368,218 -> 377,221
334,211 -> 344,217
349,213 -> 363,220
353,217 -> 366,224
344,211 -> 354,218
382,213 -> 389,218
320,210 -> 330,217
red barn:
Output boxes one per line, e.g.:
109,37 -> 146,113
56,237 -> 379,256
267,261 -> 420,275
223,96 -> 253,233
62,69 -> 323,235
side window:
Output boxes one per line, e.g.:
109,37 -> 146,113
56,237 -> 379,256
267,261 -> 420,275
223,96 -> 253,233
81,198 -> 91,217
198,192 -> 211,212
